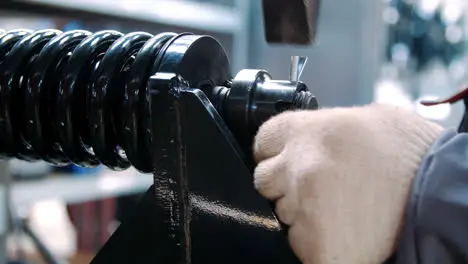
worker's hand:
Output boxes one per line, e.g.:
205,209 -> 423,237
253,104 -> 444,264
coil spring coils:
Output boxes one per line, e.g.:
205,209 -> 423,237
0,29 -> 194,173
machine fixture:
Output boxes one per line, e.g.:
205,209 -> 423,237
0,29 -> 318,263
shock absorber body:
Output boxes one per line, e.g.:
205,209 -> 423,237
0,29 -> 317,173
0,28 -> 318,264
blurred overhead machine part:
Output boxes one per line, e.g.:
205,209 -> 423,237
262,0 -> 321,45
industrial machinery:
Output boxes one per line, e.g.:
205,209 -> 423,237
0,28 -> 318,263
2,2 -> 466,264
0,0 -> 324,263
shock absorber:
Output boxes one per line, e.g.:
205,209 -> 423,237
0,29 -> 318,174
0,28 -> 319,264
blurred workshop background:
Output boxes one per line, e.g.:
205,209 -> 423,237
0,0 -> 466,263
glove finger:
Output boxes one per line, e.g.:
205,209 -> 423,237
275,193 -> 298,226
254,153 -> 288,200
254,112 -> 292,162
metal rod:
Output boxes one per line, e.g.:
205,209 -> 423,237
21,219 -> 60,264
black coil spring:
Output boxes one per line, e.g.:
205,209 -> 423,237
0,29 -> 180,173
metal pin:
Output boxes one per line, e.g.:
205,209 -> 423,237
290,56 -> 308,82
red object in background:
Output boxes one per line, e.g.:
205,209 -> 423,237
419,86 -> 468,133
67,198 -> 116,253
420,87 -> 468,106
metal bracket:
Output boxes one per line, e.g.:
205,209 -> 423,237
91,74 -> 300,263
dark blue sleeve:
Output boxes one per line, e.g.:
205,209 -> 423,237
395,129 -> 468,264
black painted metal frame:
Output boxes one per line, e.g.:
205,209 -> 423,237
91,73 -> 300,263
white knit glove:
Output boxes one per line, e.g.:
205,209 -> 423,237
253,104 -> 444,264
